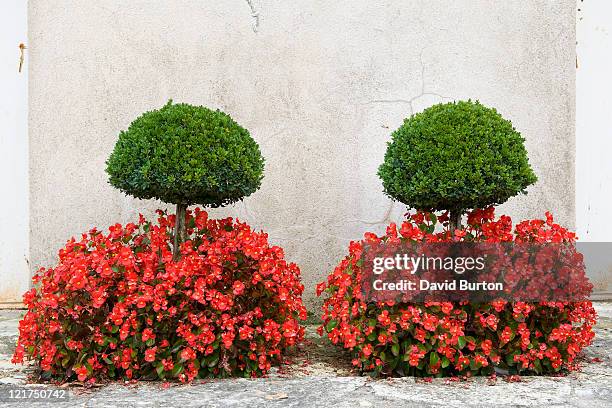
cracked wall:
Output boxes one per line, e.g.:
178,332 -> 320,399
28,0 -> 576,309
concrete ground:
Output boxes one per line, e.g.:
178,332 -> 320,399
0,304 -> 610,408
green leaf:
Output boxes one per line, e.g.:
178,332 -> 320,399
506,352 -> 519,366
207,354 -> 219,368
325,320 -> 338,332
171,363 -> 183,377
457,336 -> 467,349
429,352 -> 440,366
441,357 -> 450,368
533,359 -> 542,374
428,213 -> 437,224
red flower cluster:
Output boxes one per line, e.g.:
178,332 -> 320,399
13,209 -> 307,382
317,208 -> 597,377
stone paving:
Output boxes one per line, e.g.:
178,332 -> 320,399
0,304 -> 610,407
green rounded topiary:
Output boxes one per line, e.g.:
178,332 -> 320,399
106,101 -> 264,207
378,100 -> 537,227
106,101 -> 264,256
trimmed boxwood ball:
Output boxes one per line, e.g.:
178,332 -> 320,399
378,100 -> 537,226
106,101 -> 264,207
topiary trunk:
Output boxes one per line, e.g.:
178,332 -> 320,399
173,203 -> 187,260
449,209 -> 462,233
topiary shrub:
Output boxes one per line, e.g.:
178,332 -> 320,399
106,101 -> 264,257
13,209 -> 307,383
378,100 -> 537,229
317,100 -> 595,378
317,209 -> 596,377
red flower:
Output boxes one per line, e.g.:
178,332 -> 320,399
180,347 -> 196,361
144,347 -> 157,362
161,358 -> 174,371
500,326 -> 513,344
75,365 -> 88,382
69,272 -> 87,290
142,328 -> 155,343
377,310 -> 391,326
232,280 -> 245,296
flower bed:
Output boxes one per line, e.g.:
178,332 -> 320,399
13,209 -> 307,382
317,208 -> 597,377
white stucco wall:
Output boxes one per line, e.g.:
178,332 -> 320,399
28,0 -> 576,308
576,1 -> 612,243
576,0 -> 612,297
0,1 -> 29,305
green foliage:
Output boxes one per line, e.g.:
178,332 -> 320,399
106,101 -> 264,207
378,100 -> 537,213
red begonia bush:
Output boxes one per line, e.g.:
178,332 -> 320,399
13,209 -> 307,382
317,208 -> 597,377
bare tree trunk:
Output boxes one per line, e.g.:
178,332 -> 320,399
449,209 -> 462,233
173,203 -> 187,260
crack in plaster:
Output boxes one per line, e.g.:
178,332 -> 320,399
359,202 -> 395,226
244,0 -> 260,32
363,48 -> 452,113
238,201 -> 256,225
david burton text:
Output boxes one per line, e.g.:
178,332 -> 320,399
372,279 -> 504,291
